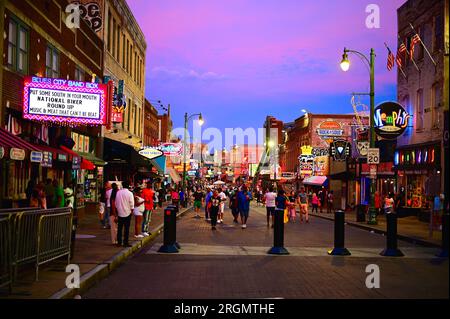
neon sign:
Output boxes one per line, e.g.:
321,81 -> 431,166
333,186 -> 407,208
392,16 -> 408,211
23,76 -> 107,126
374,101 -> 410,139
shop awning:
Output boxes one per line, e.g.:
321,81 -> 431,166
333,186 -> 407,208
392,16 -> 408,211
302,175 -> 328,186
77,151 -> 107,166
167,167 -> 181,183
0,127 -> 40,152
60,145 -> 97,169
34,143 -> 71,161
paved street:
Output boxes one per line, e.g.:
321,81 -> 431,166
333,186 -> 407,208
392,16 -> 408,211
84,205 -> 449,299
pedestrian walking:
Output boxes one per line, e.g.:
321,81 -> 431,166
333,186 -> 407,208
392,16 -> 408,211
209,189 -> 221,230
229,188 -> 240,223
327,190 -> 334,214
311,192 -> 319,213
52,179 -> 65,208
218,188 -> 227,223
171,187 -> 180,207
237,185 -> 252,229
275,189 -> 288,225
64,181 -> 75,209
133,188 -> 145,238
384,193 -> 395,214
29,188 -> 40,208
115,181 -> 134,247
193,187 -> 204,218
318,187 -> 326,213
288,191 -> 297,222
26,180 -> 35,207
374,191 -> 381,216
264,187 -> 277,228
141,182 -> 155,236
36,182 -> 47,209
109,183 -> 119,245
205,187 -> 213,221
298,187 -> 309,223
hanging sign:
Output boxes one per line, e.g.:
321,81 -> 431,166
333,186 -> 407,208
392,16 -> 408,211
357,141 -> 369,157
330,140 -> 351,161
30,151 -> 43,163
0,146 -> 4,159
374,101 -> 410,139
138,147 -> 164,160
72,156 -> 81,170
10,148 -> 25,161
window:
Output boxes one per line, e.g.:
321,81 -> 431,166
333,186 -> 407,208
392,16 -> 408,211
431,83 -> 441,128
46,45 -> 59,78
112,18 -> 116,58
127,98 -> 131,130
116,26 -> 121,62
107,10 -> 112,52
7,18 -> 28,73
137,106 -> 141,136
130,45 -> 133,76
133,104 -> 137,135
122,35 -> 126,68
433,15 -> 443,52
74,66 -> 84,81
416,89 -> 424,131
418,26 -> 424,60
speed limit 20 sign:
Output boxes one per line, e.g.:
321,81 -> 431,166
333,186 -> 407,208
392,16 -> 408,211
367,148 -> 380,164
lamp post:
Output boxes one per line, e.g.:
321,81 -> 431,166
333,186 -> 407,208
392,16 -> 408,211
340,47 -> 377,225
182,112 -> 203,194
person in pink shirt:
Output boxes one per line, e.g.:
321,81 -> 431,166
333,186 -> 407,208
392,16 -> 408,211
312,193 -> 319,213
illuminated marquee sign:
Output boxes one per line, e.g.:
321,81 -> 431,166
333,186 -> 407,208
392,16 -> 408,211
316,120 -> 344,137
374,101 -> 410,139
139,148 -> 164,160
158,143 -> 183,156
23,76 -> 107,126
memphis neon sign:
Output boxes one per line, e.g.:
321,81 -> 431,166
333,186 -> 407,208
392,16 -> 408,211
374,101 -> 410,139
23,76 -> 107,125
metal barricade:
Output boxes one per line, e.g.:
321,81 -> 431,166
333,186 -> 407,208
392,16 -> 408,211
36,211 -> 73,281
13,208 -> 71,279
0,216 -> 12,293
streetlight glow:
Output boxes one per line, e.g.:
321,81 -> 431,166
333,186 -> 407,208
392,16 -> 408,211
268,140 -> 275,148
198,113 -> 204,126
340,51 -> 350,71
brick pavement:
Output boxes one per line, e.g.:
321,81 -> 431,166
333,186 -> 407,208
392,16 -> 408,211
0,203 -> 182,299
84,204 -> 449,299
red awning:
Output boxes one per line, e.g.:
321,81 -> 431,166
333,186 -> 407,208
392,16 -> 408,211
81,158 -> 95,170
34,143 -> 71,161
0,127 -> 40,152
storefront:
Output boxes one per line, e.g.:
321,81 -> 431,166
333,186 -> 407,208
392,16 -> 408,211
394,141 -> 441,219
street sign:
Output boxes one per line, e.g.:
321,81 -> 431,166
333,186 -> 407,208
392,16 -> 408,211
367,148 -> 380,164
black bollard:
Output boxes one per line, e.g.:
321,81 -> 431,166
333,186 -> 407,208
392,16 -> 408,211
158,205 -> 179,253
380,213 -> 404,257
268,209 -> 289,255
328,210 -> 351,256
436,213 -> 449,258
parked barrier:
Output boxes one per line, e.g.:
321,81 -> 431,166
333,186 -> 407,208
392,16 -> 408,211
36,211 -> 73,281
0,216 -> 12,293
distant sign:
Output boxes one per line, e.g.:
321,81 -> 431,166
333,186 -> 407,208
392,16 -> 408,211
139,148 -> 164,160
317,120 -> 344,137
330,140 -> 350,162
357,141 -> 369,157
30,151 -> 43,163
281,172 -> 295,180
72,156 -> 81,170
10,148 -> 25,161
158,143 -> 183,156
58,154 -> 68,162
0,146 -> 4,159
370,165 -> 377,179
374,101 -> 410,139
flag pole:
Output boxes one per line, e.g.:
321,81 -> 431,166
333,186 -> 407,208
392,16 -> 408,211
409,23 -> 437,66
384,42 -> 407,79
398,34 -> 420,72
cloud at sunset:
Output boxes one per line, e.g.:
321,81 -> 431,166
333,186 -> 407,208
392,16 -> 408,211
127,0 -> 406,132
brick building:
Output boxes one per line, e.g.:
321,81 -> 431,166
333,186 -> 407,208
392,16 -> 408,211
143,99 -> 159,147
395,0 -> 449,212
0,0 -> 104,207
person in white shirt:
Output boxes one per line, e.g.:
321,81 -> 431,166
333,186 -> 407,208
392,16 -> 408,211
218,188 -> 227,224
115,181 -> 134,247
264,187 -> 277,228
133,188 -> 145,238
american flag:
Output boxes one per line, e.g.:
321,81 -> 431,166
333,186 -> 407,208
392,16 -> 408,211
396,43 -> 407,68
409,33 -> 421,59
387,48 -> 395,71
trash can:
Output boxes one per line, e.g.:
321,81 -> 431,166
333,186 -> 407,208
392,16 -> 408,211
356,204 -> 367,222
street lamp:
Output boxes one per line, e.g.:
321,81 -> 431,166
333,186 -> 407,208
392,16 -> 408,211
183,112 -> 204,196
339,47 -> 377,225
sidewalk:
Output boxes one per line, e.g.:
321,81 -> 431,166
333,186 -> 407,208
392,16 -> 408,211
309,208 -> 442,247
1,204 -> 192,299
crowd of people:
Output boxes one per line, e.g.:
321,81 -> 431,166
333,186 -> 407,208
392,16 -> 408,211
25,178 -> 75,210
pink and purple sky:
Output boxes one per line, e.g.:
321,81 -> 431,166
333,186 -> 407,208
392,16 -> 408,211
127,0 -> 406,134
